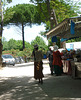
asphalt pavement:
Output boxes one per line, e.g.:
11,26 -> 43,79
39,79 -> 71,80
0,60 -> 81,100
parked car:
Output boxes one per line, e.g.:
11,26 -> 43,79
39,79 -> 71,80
15,57 -> 20,64
15,57 -> 25,64
18,57 -> 25,63
2,54 -> 15,66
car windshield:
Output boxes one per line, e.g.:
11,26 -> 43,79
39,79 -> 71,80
2,55 -> 13,59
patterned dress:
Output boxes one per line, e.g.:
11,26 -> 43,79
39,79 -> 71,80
34,50 -> 44,79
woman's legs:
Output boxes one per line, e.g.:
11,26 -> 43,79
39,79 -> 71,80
39,79 -> 40,83
54,65 -> 62,76
39,78 -> 43,84
41,78 -> 43,84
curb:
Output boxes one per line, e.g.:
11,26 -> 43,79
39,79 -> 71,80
15,60 -> 49,67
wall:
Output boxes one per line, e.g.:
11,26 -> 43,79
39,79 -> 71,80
66,41 -> 81,51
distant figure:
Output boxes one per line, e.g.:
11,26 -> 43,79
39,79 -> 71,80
53,45 -> 63,76
47,46 -> 54,75
32,44 -> 44,84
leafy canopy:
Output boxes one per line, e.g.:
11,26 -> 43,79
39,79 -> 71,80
4,4 -> 42,26
30,0 -> 79,28
31,36 -> 48,51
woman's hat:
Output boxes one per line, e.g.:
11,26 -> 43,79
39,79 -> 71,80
34,44 -> 38,48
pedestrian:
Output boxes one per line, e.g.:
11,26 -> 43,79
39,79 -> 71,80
47,46 -> 54,75
53,45 -> 63,76
32,44 -> 44,84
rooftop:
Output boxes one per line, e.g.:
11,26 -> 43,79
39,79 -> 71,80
46,16 -> 81,40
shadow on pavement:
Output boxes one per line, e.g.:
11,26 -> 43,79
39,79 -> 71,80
0,75 -> 81,100
0,76 -> 49,100
40,74 -> 81,100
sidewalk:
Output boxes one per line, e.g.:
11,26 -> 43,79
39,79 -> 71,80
0,61 -> 81,100
0,74 -> 81,100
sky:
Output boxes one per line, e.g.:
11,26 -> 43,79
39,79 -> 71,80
2,0 -> 48,45
2,0 -> 80,45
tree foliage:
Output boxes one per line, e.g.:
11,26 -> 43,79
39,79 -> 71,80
6,0 -> 12,3
4,4 -> 41,25
30,0 -> 80,33
30,0 -> 80,47
2,36 -> 48,51
50,0 -> 78,23
31,36 -> 48,51
66,37 -> 81,43
2,36 -> 48,57
4,4 -> 42,49
2,38 -> 33,51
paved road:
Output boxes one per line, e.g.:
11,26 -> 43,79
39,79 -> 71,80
0,61 -> 81,100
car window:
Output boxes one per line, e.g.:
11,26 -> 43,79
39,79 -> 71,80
2,55 -> 13,59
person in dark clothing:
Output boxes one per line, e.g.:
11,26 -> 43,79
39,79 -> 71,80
47,46 -> 54,75
32,44 -> 44,84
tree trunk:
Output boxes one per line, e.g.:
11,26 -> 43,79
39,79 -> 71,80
22,23 -> 25,50
50,9 -> 58,28
0,0 -> 3,68
46,0 -> 58,29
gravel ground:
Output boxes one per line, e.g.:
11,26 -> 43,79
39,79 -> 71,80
0,62 -> 81,100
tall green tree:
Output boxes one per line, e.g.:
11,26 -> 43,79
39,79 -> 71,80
0,0 -> 12,67
31,36 -> 48,52
0,0 -> 3,67
0,0 -> 12,41
30,0 -> 80,47
2,38 -> 32,51
30,0 -> 58,29
30,0 -> 79,30
8,39 -> 17,50
2,37 -> 9,50
4,4 -> 41,50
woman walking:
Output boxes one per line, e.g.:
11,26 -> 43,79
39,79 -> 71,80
32,44 -> 44,84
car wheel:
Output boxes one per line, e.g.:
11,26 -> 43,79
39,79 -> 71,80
13,64 -> 15,66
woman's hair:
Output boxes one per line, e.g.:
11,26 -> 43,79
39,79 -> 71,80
34,44 -> 38,50
53,45 -> 58,51
35,47 -> 38,50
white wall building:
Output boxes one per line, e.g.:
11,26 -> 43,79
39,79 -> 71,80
66,41 -> 81,51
